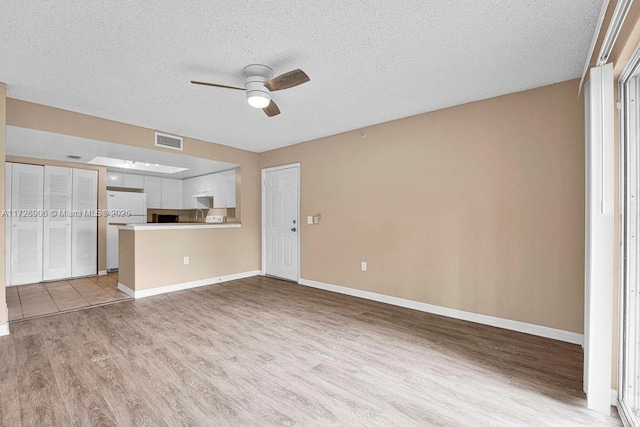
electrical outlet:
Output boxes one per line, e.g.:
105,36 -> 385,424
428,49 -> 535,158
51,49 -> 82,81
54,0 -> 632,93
206,215 -> 226,223
361,261 -> 367,271
183,256 -> 189,265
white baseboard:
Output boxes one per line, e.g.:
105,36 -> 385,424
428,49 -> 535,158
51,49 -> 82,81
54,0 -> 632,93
118,270 -> 262,299
611,389 -> 618,407
299,278 -> 584,346
117,283 -> 135,298
98,270 -> 108,276
1,304 -> 8,336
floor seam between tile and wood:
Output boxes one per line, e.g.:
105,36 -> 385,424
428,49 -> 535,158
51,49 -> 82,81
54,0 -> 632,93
7,273 -> 130,322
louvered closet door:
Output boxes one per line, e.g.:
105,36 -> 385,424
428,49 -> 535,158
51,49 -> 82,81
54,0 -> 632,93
43,166 -> 72,281
10,163 -> 44,285
71,169 -> 97,277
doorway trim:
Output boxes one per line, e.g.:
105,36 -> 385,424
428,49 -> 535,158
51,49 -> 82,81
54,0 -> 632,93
261,163 -> 301,282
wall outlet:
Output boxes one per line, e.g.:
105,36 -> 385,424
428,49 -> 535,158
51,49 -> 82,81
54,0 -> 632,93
183,256 -> 189,265
206,215 -> 226,223
361,261 -> 367,271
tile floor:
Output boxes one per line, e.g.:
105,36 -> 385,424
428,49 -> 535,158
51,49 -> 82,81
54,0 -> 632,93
6,272 -> 131,321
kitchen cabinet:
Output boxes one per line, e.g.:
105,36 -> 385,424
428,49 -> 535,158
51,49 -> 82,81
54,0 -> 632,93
144,176 -> 162,208
182,178 -> 198,209
181,170 -> 236,209
182,175 -> 212,209
107,172 -> 144,189
211,169 -> 236,208
161,178 -> 182,209
122,173 -> 144,189
144,176 -> 182,209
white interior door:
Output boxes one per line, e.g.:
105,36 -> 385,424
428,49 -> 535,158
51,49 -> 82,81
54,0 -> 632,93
263,165 -> 299,282
10,163 -> 44,285
71,169 -> 97,277
43,166 -> 72,281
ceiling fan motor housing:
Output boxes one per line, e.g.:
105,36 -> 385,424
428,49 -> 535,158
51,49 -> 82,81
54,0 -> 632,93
243,64 -> 273,108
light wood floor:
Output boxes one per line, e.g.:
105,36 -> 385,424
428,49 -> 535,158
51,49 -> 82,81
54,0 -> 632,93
0,276 -> 622,426
7,272 -> 131,322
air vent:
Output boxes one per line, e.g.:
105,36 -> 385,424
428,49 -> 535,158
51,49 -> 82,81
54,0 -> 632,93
155,132 -> 183,151
66,155 -> 82,160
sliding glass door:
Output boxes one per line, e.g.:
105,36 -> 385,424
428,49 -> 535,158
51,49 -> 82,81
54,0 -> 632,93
620,52 -> 640,426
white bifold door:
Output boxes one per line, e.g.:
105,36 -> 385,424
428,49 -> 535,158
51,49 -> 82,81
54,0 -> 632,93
71,168 -> 98,277
10,163 -> 44,285
263,165 -> 299,282
7,163 -> 98,285
43,166 -> 72,281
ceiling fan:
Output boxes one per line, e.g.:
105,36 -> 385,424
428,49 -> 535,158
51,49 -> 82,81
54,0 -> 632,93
191,64 -> 310,117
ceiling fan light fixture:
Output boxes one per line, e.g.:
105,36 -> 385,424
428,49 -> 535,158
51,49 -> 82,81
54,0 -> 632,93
191,63 -> 308,117
247,91 -> 271,108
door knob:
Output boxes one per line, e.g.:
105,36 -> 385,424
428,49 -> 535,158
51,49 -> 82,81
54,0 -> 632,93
291,227 -> 297,232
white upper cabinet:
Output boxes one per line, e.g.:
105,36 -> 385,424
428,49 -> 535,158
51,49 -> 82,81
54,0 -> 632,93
182,178 -> 196,209
107,172 -> 144,189
181,170 -> 236,209
161,178 -> 182,209
144,176 -> 162,208
183,175 -> 212,209
212,169 -> 237,208
106,171 -> 122,187
144,176 -> 182,209
122,173 -> 144,189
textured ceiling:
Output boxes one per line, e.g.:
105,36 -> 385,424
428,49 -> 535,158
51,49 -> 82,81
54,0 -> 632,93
0,1 -> 602,153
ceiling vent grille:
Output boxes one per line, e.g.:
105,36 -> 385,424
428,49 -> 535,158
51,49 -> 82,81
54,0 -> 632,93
155,132 -> 183,151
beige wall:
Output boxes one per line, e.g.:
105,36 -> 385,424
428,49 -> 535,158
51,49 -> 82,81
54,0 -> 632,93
6,155 -> 108,272
118,230 -> 135,288
261,79 -> 585,334
120,227 -> 259,291
5,99 -> 262,289
0,84 -> 6,327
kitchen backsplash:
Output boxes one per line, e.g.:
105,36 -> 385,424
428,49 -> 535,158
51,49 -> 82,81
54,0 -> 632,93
146,207 -> 235,223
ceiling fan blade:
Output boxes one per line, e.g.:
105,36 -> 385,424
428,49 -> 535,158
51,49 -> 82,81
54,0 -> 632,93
265,69 -> 310,91
190,80 -> 245,91
263,101 -> 281,117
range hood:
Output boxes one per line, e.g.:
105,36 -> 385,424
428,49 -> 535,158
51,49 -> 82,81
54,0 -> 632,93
193,192 -> 214,198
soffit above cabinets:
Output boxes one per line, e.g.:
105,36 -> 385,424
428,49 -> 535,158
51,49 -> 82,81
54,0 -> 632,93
0,1 -> 603,152
5,126 -> 238,179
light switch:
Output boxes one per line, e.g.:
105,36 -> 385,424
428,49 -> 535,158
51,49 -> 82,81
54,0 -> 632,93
307,216 -> 313,225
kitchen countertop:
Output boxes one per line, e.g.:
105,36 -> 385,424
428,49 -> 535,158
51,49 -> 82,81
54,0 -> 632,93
119,223 -> 241,230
